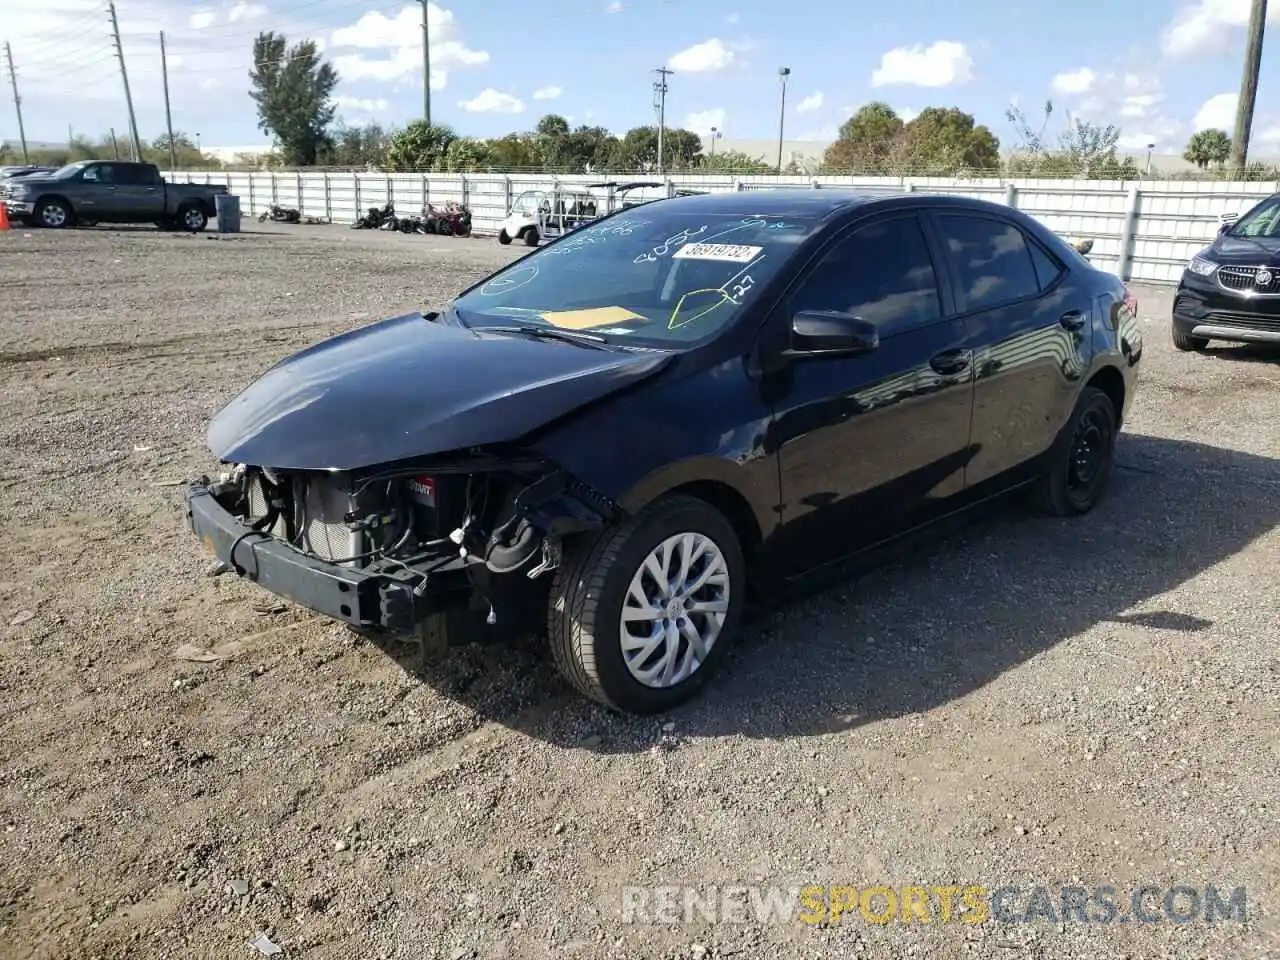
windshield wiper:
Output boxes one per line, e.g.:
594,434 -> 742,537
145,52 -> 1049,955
480,325 -> 610,348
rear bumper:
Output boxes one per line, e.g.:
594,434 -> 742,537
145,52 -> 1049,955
184,480 -> 464,636
1174,275 -> 1280,344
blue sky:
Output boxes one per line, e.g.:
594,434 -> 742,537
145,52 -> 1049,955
5,0 -> 1279,154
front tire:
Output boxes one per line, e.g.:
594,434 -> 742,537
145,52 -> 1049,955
1033,385 -> 1118,516
547,494 -> 745,715
497,229 -> 513,245
1172,328 -> 1209,351
522,227 -> 539,247
34,198 -> 72,229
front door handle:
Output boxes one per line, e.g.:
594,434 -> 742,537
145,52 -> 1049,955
1059,310 -> 1086,331
929,348 -> 971,375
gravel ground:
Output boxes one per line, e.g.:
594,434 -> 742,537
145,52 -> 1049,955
1,223 -> 1277,960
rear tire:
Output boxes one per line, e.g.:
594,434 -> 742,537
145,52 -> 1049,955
1032,386 -> 1118,517
1172,328 -> 1209,351
177,203 -> 209,232
497,229 -> 512,245
523,227 -> 539,247
547,494 -> 745,715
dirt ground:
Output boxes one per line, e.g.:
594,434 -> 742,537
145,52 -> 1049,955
1,223 -> 1277,960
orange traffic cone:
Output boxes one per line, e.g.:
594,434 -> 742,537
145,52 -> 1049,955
0,204 -> 10,231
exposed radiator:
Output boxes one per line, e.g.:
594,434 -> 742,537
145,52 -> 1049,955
299,478 -> 364,565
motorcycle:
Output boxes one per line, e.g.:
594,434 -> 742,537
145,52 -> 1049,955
351,203 -> 395,230
258,204 -> 301,224
423,201 -> 472,237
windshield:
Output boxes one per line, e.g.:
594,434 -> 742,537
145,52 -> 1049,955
1226,196 -> 1280,238
50,162 -> 89,179
454,206 -> 820,347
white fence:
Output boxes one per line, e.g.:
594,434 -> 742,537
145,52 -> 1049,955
174,170 -> 1280,285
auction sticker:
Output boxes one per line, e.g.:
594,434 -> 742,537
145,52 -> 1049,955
672,242 -> 763,263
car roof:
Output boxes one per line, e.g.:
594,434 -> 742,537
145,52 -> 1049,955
642,187 -> 1019,222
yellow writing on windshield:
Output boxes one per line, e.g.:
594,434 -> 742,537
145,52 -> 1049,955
538,306 -> 647,330
668,288 -> 734,330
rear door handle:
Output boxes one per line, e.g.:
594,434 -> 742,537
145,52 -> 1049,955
929,348 -> 971,375
1059,310 -> 1086,331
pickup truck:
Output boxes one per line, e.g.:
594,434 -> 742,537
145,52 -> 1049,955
0,160 -> 228,231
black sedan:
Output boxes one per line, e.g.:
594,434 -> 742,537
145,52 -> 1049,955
185,189 -> 1143,715
1173,193 -> 1280,350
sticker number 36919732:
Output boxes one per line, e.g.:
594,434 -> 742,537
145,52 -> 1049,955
671,242 -> 764,263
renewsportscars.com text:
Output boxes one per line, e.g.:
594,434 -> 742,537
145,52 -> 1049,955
619,884 -> 1249,926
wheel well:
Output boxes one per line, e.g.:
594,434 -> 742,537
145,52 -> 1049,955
35,194 -> 73,212
1086,366 -> 1126,426
666,480 -> 762,559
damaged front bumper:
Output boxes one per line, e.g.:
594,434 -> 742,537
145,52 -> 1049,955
183,458 -> 613,640
185,478 -> 463,633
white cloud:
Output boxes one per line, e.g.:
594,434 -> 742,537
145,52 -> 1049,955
532,85 -> 563,100
669,38 -> 735,73
685,108 -> 726,134
459,88 -> 525,114
897,106 -> 920,123
330,3 -> 488,89
1193,92 -> 1237,131
724,12 -> 740,23
1120,93 -> 1162,118
1257,126 -> 1280,144
1162,0 -> 1279,58
333,95 -> 389,113
1050,67 -> 1097,96
229,2 -> 267,22
796,91 -> 824,114
606,0 -> 623,11
870,41 -> 973,88
189,8 -> 216,28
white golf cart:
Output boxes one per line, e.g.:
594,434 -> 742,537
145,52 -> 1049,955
497,187 -> 600,246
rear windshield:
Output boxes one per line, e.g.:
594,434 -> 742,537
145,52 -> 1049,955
453,206 -> 822,347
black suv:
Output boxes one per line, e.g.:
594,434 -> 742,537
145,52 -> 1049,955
1172,195 -> 1280,350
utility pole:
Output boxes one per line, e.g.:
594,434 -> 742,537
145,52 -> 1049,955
1230,0 -> 1267,174
419,0 -> 432,125
653,66 -> 672,175
776,66 -> 791,175
160,31 -> 177,172
4,42 -> 28,164
108,1 -> 143,162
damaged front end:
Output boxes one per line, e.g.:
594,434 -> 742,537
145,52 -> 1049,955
184,447 -> 614,649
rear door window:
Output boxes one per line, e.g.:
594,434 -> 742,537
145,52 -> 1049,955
935,214 -> 1042,312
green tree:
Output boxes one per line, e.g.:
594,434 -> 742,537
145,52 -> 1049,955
615,126 -> 702,171
481,133 -> 541,169
565,125 -> 621,172
697,149 -> 773,174
893,106 -> 1000,174
325,121 -> 390,168
248,30 -> 339,166
440,137 -> 489,172
383,121 -> 458,171
1183,129 -> 1232,170
821,102 -> 904,173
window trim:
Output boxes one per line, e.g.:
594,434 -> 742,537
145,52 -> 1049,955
772,209 -> 954,341
925,209 -> 1053,316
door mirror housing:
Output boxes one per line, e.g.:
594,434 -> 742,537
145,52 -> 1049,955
1219,212 -> 1239,235
789,310 -> 879,356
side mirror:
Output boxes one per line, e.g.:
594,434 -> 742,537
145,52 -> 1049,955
1219,212 -> 1239,235
1072,238 -> 1094,256
789,310 -> 879,355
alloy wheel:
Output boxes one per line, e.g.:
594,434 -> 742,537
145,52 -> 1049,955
618,532 -> 731,688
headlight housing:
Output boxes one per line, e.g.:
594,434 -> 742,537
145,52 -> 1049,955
1186,255 -> 1217,277
7,184 -> 30,197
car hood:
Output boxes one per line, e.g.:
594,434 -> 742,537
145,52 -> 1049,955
1212,234 -> 1280,263
2,175 -> 60,188
206,312 -> 672,471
